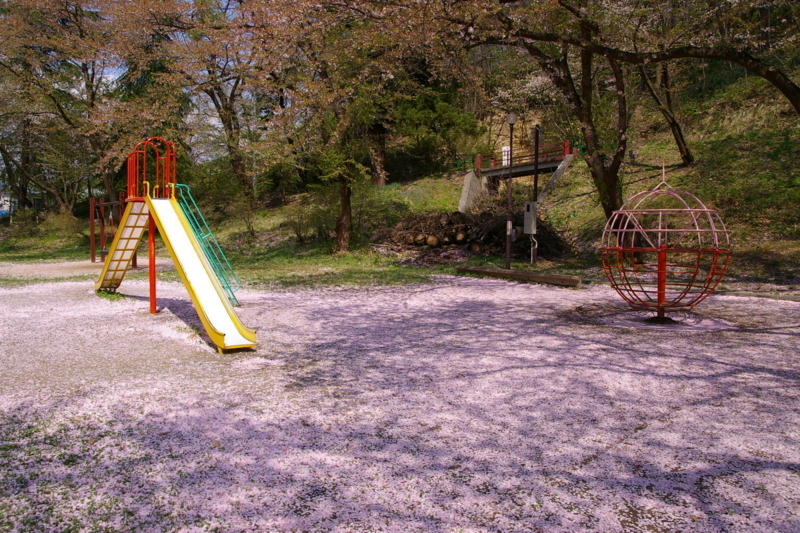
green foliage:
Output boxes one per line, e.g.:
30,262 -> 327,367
95,289 -> 125,301
3,208 -> 41,238
0,211 -> 88,261
258,162 -> 305,202
388,83 -> 483,178
286,179 -> 412,244
381,176 -> 460,213
692,129 -> 800,239
681,60 -> 750,105
183,158 -> 244,222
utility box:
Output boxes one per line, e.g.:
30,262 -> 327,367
524,201 -> 537,234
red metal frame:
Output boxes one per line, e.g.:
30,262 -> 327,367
125,137 -> 178,313
127,137 -> 177,200
89,195 -> 129,263
599,180 -> 731,318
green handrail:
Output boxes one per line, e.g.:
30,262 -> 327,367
172,184 -> 242,307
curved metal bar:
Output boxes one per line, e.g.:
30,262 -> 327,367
600,181 -> 731,316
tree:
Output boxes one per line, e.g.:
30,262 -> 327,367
0,66 -> 90,214
292,16 -> 394,250
341,0 -> 798,218
129,0 -> 310,198
0,124 -> 92,215
494,1 -> 800,114
0,119 -> 35,210
0,0 -> 183,209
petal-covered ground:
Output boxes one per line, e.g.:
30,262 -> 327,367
1,274 -> 799,532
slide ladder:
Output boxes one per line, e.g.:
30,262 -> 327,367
95,201 -> 150,291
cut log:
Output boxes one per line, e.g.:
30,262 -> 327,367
413,233 -> 427,245
426,235 -> 440,247
469,242 -> 481,253
455,231 -> 468,244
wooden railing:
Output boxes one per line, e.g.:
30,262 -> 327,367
453,141 -> 578,172
474,140 -> 573,172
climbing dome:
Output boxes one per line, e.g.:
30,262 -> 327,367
599,180 -> 731,318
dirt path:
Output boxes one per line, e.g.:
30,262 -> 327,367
0,258 -> 177,279
1,265 -> 799,532
0,259 -> 104,279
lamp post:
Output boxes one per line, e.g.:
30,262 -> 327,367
505,112 -> 518,270
533,124 -> 540,201
532,123 -> 540,264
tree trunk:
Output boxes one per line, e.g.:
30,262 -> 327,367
368,123 -> 388,186
205,82 -> 252,194
539,45 -> 626,219
335,173 -> 352,252
639,64 -> 694,166
0,144 -> 72,214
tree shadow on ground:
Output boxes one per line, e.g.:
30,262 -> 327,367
2,278 -> 799,531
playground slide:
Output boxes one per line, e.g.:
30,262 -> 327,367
146,197 -> 256,351
95,201 -> 150,291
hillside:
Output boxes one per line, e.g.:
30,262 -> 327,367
542,67 -> 800,291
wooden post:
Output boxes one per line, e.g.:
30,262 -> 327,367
149,214 -> 157,314
99,204 -> 106,251
89,197 -> 96,262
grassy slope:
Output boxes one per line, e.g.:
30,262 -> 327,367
210,176 -> 463,287
0,214 -> 90,262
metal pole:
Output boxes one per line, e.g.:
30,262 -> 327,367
532,125 -> 540,264
505,122 -> 514,270
533,125 -> 540,201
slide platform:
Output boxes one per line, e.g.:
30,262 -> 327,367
96,198 -> 256,352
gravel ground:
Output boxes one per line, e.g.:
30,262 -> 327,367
1,261 -> 799,532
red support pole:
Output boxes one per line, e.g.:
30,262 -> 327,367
99,205 -> 106,251
89,197 -> 96,263
149,214 -> 157,314
657,244 -> 668,318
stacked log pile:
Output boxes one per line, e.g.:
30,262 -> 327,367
373,211 -> 571,263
